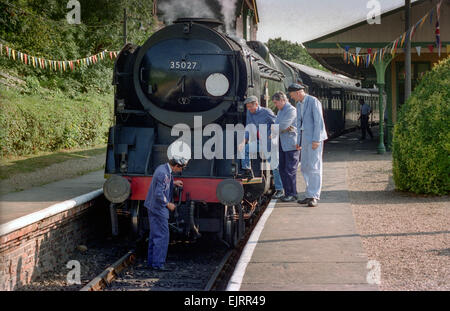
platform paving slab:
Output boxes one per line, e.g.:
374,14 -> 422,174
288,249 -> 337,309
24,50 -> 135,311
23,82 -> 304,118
0,170 -> 105,224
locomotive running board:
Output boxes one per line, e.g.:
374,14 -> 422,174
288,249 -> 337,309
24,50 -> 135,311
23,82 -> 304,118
241,177 -> 263,184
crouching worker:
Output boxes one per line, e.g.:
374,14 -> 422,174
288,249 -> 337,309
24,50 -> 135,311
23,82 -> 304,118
144,156 -> 188,271
238,95 -> 284,198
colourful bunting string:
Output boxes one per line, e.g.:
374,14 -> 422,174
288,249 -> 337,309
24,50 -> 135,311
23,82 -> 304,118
0,42 -> 120,72
335,0 -> 444,67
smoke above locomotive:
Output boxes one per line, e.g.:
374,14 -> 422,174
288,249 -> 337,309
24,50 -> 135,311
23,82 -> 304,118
158,0 -> 239,35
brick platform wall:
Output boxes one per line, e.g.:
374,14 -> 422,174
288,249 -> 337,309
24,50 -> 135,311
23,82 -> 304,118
0,196 -> 109,291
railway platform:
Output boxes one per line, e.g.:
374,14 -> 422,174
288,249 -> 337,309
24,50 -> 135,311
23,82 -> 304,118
0,170 -> 104,225
0,170 -> 107,290
227,130 -> 380,291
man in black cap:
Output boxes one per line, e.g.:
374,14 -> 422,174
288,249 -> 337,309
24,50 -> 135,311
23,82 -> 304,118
288,83 -> 328,207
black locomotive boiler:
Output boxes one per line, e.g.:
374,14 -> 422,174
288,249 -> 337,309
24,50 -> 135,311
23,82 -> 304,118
103,18 -> 379,247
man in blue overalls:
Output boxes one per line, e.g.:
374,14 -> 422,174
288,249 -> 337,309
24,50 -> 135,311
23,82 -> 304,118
238,95 -> 284,199
288,83 -> 328,207
144,156 -> 187,271
272,91 -> 300,202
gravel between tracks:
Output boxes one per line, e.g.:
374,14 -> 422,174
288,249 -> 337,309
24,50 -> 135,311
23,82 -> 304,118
105,239 -> 228,291
346,141 -> 449,291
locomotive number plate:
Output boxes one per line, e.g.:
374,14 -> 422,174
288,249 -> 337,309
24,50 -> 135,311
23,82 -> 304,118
169,60 -> 200,71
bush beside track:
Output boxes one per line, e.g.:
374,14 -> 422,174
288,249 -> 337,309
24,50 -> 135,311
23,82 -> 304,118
0,87 -> 113,157
392,56 -> 450,195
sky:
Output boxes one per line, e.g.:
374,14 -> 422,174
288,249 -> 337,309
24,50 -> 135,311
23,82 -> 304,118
257,0 -> 419,44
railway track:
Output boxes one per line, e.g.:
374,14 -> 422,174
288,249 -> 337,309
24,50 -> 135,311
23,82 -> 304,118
81,195 -> 272,291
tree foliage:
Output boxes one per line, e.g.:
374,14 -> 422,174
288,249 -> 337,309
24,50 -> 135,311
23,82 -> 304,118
392,56 -> 450,195
0,0 -> 156,94
266,37 -> 327,71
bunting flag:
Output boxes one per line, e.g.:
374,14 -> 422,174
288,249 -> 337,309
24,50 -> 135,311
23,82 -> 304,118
419,13 -> 428,29
400,32 -> 406,48
428,44 -> 434,53
435,1 -> 441,57
355,47 -> 361,56
0,43 -> 119,72
410,24 -> 416,40
416,46 -> 421,56
436,20 -> 441,57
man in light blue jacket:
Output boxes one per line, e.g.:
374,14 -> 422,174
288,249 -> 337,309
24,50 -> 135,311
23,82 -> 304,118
272,91 -> 300,202
288,83 -> 328,207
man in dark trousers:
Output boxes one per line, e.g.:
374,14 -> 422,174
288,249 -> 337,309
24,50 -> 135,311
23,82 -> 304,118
359,99 -> 374,140
272,91 -> 299,202
144,156 -> 188,271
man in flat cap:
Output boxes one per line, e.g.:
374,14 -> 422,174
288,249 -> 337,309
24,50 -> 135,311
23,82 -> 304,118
288,83 -> 328,207
238,95 -> 284,198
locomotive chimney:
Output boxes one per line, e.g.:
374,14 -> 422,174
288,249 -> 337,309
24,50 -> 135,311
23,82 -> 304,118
173,18 -> 224,30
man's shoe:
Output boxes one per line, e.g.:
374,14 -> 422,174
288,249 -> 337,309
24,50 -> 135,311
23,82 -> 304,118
308,198 -> 319,207
297,197 -> 312,205
241,169 -> 254,180
281,195 -> 296,202
273,190 -> 285,199
136,265 -> 153,271
152,266 -> 172,272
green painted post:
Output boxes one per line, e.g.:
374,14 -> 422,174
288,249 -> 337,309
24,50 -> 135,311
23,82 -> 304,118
377,82 -> 386,154
385,64 -> 393,151
386,97 -> 394,151
373,54 -> 392,154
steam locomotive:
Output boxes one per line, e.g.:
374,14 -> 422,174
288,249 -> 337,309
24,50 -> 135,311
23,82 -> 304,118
103,18 -> 379,247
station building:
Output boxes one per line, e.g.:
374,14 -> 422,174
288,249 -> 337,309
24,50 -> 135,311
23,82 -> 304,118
303,0 -> 449,147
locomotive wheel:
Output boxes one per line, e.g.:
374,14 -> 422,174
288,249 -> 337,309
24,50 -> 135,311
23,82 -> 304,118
237,204 -> 245,240
130,201 -> 145,240
223,205 -> 238,248
225,218 -> 238,248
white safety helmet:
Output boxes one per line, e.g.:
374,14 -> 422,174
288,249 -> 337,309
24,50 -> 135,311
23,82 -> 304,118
167,140 -> 191,168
